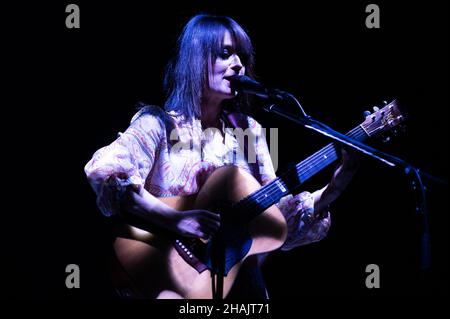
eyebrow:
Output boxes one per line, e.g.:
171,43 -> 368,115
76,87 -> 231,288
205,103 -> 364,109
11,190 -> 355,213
222,45 -> 235,51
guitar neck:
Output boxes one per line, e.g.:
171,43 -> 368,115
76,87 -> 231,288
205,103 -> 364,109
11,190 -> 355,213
233,125 -> 369,218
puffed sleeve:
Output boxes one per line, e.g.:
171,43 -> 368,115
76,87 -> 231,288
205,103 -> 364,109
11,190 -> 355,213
84,109 -> 165,216
248,116 -> 331,250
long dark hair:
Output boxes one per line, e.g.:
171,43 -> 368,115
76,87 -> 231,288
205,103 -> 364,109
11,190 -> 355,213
163,14 -> 255,122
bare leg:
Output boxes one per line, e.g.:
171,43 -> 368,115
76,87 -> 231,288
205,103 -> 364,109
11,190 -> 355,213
157,290 -> 183,299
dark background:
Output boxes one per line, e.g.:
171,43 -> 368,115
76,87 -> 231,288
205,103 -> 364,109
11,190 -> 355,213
5,0 -> 448,300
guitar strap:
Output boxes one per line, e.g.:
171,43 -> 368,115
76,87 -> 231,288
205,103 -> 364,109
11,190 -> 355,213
223,111 -> 262,184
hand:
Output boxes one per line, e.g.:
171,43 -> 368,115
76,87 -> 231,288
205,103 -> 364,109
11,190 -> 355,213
340,146 -> 360,172
170,209 -> 221,240
120,186 -> 220,240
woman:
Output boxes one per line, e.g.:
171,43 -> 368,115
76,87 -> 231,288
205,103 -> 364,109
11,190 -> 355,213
85,14 -> 358,299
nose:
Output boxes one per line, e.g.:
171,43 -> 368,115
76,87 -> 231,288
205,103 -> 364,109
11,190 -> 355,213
230,54 -> 243,73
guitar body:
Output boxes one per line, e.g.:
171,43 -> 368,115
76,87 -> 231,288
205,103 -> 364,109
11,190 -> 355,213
111,165 -> 287,299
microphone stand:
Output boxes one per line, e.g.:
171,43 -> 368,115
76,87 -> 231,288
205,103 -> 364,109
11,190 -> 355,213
263,96 -> 445,277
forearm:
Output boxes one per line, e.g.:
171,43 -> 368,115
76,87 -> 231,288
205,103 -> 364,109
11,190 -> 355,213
119,186 -> 220,240
119,186 -> 178,232
313,162 -> 358,214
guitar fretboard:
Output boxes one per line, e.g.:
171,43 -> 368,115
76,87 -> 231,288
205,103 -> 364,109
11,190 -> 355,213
233,125 -> 368,219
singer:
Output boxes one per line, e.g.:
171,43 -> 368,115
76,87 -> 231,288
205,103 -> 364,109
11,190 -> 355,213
84,14 -> 358,299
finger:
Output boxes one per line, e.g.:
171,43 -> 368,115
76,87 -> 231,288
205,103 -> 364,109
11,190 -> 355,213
192,232 -> 210,240
181,218 -> 217,238
199,221 -> 220,235
342,145 -> 360,158
197,216 -> 221,229
182,232 -> 199,238
341,147 -> 352,159
198,222 -> 220,234
129,184 -> 141,193
180,222 -> 208,238
199,210 -> 221,221
195,231 -> 210,240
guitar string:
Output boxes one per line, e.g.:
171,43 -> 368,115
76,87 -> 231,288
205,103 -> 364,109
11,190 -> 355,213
235,126 -> 368,212
239,139 -> 347,209
237,135 -> 361,213
258,127 -> 365,195
241,105 -> 402,210
234,107 -> 401,212
240,115 -> 399,213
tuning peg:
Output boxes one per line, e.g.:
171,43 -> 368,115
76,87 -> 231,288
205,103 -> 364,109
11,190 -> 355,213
363,110 -> 371,118
383,100 -> 388,105
382,135 -> 391,143
373,106 -> 380,112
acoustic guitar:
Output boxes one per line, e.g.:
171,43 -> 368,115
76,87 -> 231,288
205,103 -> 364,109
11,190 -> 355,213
111,100 -> 405,298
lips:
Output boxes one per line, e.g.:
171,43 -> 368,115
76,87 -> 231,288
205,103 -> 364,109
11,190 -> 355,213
224,74 -> 239,80
223,77 -> 232,88
224,74 -> 242,94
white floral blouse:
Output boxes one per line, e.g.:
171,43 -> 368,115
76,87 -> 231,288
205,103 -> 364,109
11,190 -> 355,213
84,105 -> 330,250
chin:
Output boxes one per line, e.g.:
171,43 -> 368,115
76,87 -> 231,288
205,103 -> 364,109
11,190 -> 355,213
218,89 -> 233,98
222,93 -> 236,100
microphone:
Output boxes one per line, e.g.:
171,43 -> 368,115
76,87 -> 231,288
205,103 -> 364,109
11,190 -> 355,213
227,75 -> 290,102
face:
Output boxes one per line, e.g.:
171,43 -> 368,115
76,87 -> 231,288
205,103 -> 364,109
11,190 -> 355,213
205,31 -> 246,103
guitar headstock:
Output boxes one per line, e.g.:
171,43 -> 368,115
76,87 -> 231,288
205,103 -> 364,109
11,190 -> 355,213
360,100 -> 406,140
